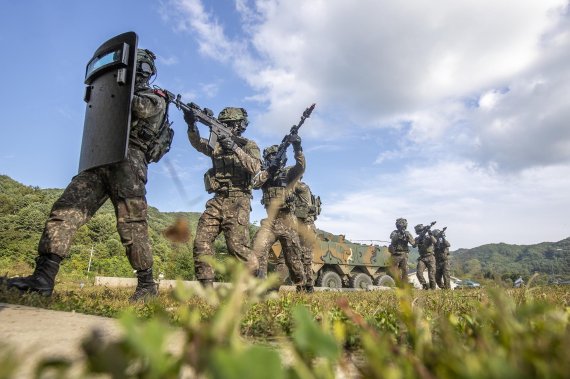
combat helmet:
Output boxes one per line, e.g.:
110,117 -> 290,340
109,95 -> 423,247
396,218 -> 407,229
218,107 -> 249,125
414,224 -> 424,234
432,229 -> 441,238
263,144 -> 279,159
136,49 -> 157,78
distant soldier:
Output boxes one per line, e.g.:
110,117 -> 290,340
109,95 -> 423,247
389,218 -> 415,285
415,223 -> 437,290
252,135 -> 307,291
8,47 -> 171,301
291,180 -> 320,292
183,107 -> 261,287
433,228 -> 451,289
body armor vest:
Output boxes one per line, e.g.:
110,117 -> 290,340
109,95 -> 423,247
261,167 -> 292,209
129,88 -> 173,163
391,231 -> 412,252
210,145 -> 253,193
435,239 -> 450,257
417,235 -> 435,256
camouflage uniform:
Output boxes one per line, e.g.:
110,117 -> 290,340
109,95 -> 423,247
434,232 -> 451,289
415,229 -> 437,290
8,82 -> 168,298
252,144 -> 306,286
389,221 -> 415,285
186,112 -> 261,283
293,181 -> 318,288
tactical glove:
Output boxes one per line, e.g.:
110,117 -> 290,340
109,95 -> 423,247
289,134 -> 302,151
183,108 -> 197,127
219,135 -> 237,151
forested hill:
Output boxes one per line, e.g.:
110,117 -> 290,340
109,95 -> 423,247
451,238 -> 570,282
2,174 -> 569,283
0,174 -> 205,280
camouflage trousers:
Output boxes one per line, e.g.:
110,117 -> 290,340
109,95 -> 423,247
390,252 -> 409,285
298,220 -> 317,286
417,254 -> 436,290
193,192 -> 256,281
435,254 -> 451,289
39,148 -> 152,270
253,212 -> 305,286
272,220 -> 316,286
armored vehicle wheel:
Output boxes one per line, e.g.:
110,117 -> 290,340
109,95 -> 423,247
317,270 -> 343,288
374,274 -> 395,287
351,273 -> 373,289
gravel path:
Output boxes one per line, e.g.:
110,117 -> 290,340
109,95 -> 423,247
0,302 -> 121,378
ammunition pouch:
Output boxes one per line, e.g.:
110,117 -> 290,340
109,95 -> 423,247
262,186 -> 292,211
311,195 -> 321,218
294,205 -> 310,220
203,168 -> 220,194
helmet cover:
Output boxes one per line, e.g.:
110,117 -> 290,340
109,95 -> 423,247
218,107 -> 248,124
136,48 -> 157,77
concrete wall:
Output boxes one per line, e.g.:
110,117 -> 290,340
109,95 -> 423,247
94,277 -> 229,290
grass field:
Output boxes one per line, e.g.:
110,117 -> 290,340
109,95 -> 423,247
1,266 -> 569,378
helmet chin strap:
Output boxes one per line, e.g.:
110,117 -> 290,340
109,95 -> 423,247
135,74 -> 150,88
229,121 -> 246,136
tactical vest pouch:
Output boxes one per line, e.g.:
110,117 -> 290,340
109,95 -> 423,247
310,194 -> 321,219
203,168 -> 219,194
146,122 -> 174,163
294,205 -> 310,219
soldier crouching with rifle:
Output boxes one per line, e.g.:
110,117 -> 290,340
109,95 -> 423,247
8,37 -> 172,301
414,222 -> 437,290
182,106 -> 261,287
252,104 -> 315,292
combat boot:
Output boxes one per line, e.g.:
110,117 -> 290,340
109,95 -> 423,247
7,255 -> 60,296
130,268 -> 158,302
304,285 -> 314,293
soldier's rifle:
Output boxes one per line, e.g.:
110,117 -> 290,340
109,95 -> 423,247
419,221 -> 437,237
264,103 -> 316,173
154,86 -> 248,150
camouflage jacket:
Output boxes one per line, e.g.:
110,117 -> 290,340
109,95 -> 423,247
129,87 -> 168,156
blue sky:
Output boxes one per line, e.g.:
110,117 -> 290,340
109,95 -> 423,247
1,0 -> 570,249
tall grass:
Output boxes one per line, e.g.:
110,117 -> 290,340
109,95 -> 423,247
1,264 -> 569,378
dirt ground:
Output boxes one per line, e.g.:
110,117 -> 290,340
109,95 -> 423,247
0,302 -> 122,378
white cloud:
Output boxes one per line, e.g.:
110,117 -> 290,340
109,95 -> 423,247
165,0 -> 570,171
158,55 -> 179,66
160,0 -> 570,246
200,81 -> 220,98
317,161 -> 570,249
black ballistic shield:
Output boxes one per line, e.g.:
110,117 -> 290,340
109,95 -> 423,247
78,31 -> 138,173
